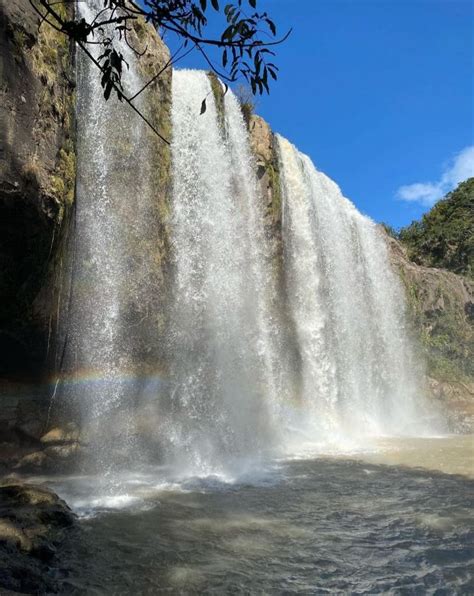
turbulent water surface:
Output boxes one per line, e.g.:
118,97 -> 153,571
36,438 -> 473,594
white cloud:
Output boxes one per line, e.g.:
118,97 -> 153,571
440,145 -> 474,187
396,145 -> 474,207
397,182 -> 441,206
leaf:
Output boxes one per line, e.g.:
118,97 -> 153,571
211,0 -> 219,10
200,0 -> 207,10
222,48 -> 228,67
221,24 -> 234,41
104,81 -> 113,101
97,48 -> 111,61
101,70 -> 109,87
200,98 -> 207,115
249,0 -> 256,7
262,69 -> 269,93
265,18 -> 276,35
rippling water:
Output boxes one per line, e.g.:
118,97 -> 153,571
35,438 -> 473,594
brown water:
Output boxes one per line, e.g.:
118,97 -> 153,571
354,436 -> 474,478
35,436 -> 473,594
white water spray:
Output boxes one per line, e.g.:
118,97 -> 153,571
276,135 -> 442,446
60,0 -> 162,471
162,70 -> 282,476
61,10 -> 443,480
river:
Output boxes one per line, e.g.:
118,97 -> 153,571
28,436 -> 473,594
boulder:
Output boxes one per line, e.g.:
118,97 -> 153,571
40,422 -> 80,445
0,483 -> 76,593
14,450 -> 49,471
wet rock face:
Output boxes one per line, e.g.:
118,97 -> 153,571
0,402 -> 83,473
248,114 -> 283,262
0,483 -> 76,593
386,233 -> 474,431
0,0 -> 75,379
428,377 -> 474,433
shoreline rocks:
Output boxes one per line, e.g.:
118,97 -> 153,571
0,482 -> 76,594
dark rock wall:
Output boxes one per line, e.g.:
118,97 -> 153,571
0,0 -> 75,381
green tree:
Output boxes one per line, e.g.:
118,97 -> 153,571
399,178 -> 474,278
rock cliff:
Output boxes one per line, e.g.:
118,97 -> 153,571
248,114 -> 283,265
387,235 -> 474,431
0,0 -> 75,380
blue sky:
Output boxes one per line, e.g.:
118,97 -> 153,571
164,0 -> 473,228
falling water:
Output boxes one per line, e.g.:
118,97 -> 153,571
276,135 -> 442,445
162,70 -> 282,476
59,0 -> 162,471
164,80 -> 441,471
59,12 -> 442,479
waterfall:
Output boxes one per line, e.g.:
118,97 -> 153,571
59,0 -> 162,472
60,4 -> 442,479
276,136 -> 441,444
162,70 -> 282,476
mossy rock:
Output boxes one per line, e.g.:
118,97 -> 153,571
207,71 -> 226,132
388,236 -> 473,385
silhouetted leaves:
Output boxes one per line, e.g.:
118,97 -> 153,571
98,44 -> 128,102
61,18 -> 92,43
31,0 -> 289,135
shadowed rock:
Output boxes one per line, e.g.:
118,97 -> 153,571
0,482 -> 76,593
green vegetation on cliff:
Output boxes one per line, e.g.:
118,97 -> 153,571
401,267 -> 473,383
398,178 -> 474,278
